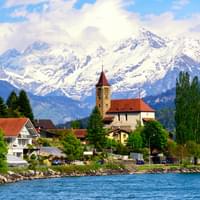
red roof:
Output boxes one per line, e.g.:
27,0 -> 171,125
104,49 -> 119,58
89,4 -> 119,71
96,71 -> 110,87
72,129 -> 87,139
0,118 -> 28,137
107,98 -> 155,113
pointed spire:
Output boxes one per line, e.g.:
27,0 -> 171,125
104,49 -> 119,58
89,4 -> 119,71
96,71 -> 110,87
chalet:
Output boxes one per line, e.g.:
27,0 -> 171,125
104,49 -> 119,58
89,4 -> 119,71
96,71 -> 155,144
0,118 -> 38,158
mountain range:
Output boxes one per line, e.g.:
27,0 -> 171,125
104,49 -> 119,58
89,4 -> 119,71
0,28 -> 199,123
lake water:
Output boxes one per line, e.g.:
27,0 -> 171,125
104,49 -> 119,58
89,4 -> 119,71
1,174 -> 200,200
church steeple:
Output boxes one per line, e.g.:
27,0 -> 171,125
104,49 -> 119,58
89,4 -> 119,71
96,71 -> 110,87
96,70 -> 111,118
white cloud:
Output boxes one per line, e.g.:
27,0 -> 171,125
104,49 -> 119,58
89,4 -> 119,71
172,0 -> 190,10
4,0 -> 47,7
0,0 -> 199,53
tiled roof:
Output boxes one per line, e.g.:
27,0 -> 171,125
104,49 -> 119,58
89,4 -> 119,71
96,71 -> 110,87
72,129 -> 87,139
34,119 -> 56,129
107,98 -> 155,113
0,118 -> 28,137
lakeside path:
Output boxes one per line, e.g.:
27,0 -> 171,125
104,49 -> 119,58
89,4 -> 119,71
1,164 -> 200,184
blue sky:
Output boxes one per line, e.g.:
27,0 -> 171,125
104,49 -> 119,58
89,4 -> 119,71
0,0 -> 199,23
0,0 -> 199,53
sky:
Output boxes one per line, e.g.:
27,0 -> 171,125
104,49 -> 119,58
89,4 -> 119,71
0,0 -> 200,53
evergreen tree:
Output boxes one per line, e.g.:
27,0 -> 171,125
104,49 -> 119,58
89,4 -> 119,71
87,106 -> 106,151
6,91 -> 21,117
0,97 -> 8,117
18,90 -> 34,121
62,131 -> 83,161
6,91 -> 18,110
0,129 -> 8,173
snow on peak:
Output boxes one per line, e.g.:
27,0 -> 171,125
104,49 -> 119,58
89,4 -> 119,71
0,29 -> 200,101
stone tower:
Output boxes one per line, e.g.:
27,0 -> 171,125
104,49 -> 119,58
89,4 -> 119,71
96,71 -> 111,118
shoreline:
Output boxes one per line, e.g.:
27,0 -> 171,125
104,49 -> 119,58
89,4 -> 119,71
1,165 -> 200,184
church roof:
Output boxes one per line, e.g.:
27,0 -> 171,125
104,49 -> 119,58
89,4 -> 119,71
107,98 -> 155,113
96,71 -> 110,87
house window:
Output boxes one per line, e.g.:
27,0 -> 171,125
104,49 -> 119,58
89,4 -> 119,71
118,113 -> 120,121
125,113 -> 128,121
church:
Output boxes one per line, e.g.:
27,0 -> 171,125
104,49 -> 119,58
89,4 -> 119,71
96,71 -> 155,144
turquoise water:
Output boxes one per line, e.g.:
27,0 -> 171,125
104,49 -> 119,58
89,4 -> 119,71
1,174 -> 200,199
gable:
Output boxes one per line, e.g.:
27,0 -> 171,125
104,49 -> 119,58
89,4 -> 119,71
0,118 -> 28,137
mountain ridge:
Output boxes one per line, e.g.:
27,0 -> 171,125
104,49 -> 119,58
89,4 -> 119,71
0,28 -> 199,102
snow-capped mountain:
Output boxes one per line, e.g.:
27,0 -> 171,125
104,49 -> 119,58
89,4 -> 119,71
0,29 -> 200,102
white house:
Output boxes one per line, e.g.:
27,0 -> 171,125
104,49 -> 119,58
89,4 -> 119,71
0,118 -> 38,158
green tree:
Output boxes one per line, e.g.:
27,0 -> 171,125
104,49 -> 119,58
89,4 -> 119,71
62,131 -> 83,161
18,90 -> 34,121
6,91 -> 18,110
141,120 -> 168,152
105,138 -> 118,151
6,91 -> 22,117
186,141 -> 200,165
87,106 -> 106,151
0,129 -> 8,173
127,126 -> 143,152
175,72 -> 200,144
175,72 -> 190,144
0,97 -> 8,117
70,120 -> 80,129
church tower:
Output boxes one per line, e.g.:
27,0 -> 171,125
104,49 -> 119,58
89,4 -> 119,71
96,71 -> 111,118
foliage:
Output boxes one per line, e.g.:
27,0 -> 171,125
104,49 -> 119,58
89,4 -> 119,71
36,137 -> 63,148
175,72 -> 200,144
0,129 -> 8,173
28,154 -> 38,170
0,97 -> 8,117
87,106 -> 106,151
165,139 -> 177,157
105,138 -> 118,150
70,120 -> 81,129
18,90 -> 34,121
6,91 -> 18,111
127,126 -> 144,152
141,120 -> 168,152
62,131 -> 83,161
116,143 -> 129,155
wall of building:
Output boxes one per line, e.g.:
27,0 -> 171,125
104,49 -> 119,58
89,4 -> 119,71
6,125 -> 33,158
107,112 -> 155,130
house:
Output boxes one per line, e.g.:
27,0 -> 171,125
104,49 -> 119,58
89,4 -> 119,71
0,118 -> 38,158
96,71 -> 155,144
34,119 -> 57,138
